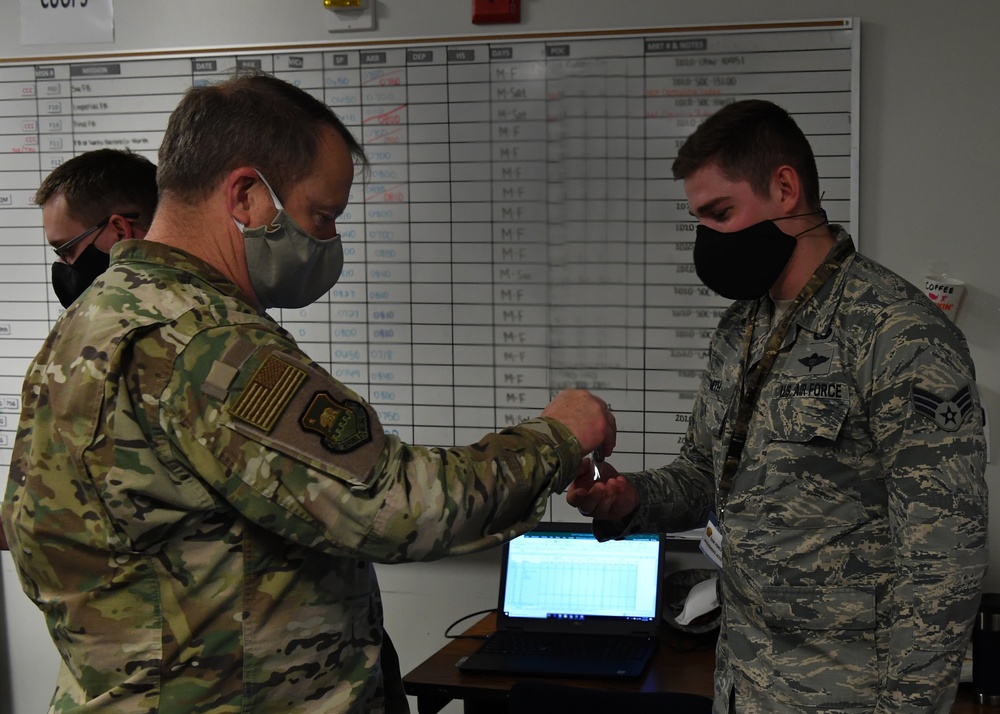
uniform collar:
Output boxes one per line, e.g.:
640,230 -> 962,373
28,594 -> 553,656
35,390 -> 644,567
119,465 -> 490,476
772,225 -> 856,342
110,239 -> 251,306
743,225 -> 855,351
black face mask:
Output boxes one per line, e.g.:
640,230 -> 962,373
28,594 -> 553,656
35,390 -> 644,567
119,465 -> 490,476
692,211 -> 827,300
693,221 -> 795,300
51,244 -> 111,308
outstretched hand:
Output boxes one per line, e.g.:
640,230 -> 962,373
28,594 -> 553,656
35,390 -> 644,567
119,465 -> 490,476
540,389 -> 616,458
566,458 -> 639,522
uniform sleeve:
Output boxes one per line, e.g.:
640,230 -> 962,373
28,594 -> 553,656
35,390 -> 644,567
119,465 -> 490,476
147,326 -> 582,563
594,349 -> 721,541
623,380 -> 717,533
860,301 -> 988,713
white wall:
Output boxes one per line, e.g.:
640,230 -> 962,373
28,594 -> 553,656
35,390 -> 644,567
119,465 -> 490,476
3,2 -> 999,712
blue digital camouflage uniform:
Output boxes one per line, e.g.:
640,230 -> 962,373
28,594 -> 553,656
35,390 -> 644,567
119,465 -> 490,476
598,228 -> 988,713
1,240 -> 583,713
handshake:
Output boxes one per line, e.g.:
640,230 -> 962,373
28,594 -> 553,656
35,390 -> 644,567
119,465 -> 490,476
539,389 -> 640,523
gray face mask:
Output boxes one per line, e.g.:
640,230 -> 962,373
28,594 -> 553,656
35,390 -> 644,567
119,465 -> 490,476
234,171 -> 344,309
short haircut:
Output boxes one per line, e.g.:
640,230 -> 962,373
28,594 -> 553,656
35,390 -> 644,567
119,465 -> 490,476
156,71 -> 368,204
36,148 -> 158,227
672,99 -> 821,210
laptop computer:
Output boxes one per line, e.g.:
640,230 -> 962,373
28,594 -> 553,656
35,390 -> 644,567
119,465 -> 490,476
457,522 -> 665,679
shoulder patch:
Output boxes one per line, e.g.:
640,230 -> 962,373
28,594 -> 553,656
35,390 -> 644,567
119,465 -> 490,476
912,384 -> 974,432
299,392 -> 373,453
230,354 -> 308,432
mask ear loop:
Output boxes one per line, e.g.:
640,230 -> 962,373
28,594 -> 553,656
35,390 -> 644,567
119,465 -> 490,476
816,191 -> 828,224
254,170 -> 284,211
233,171 -> 283,233
253,170 -> 286,234
790,194 -> 830,238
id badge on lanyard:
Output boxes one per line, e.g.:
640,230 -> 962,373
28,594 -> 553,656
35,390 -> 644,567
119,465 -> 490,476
699,511 -> 724,570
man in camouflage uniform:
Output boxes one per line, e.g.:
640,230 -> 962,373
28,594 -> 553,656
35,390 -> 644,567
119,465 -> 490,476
39,148 -> 158,309
568,100 -> 988,713
1,73 -> 616,713
0,150 -> 157,555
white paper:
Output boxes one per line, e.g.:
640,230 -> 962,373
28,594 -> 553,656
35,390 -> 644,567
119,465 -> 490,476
20,0 -> 114,46
675,575 -> 720,626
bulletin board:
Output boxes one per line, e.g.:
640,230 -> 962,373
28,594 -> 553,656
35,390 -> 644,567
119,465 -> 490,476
0,20 -> 859,515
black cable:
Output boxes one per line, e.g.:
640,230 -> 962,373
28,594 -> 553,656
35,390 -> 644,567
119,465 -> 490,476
443,608 -> 496,640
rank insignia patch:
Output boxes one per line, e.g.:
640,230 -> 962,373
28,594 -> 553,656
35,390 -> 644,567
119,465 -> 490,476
300,392 -> 373,453
912,384 -> 974,432
230,355 -> 307,432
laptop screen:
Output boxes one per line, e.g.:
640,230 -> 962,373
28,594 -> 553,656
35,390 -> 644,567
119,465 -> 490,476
499,524 -> 662,625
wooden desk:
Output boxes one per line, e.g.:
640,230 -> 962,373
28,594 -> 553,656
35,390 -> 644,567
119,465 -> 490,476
402,613 -> 999,714
403,612 -> 715,714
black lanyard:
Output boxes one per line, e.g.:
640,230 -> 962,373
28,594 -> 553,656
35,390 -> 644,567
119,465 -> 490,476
717,240 -> 855,517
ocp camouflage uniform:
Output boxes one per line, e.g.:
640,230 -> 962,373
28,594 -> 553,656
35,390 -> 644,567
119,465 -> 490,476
1,240 -> 582,713
599,228 -> 988,713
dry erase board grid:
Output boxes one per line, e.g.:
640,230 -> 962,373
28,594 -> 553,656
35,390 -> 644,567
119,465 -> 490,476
0,22 -> 858,490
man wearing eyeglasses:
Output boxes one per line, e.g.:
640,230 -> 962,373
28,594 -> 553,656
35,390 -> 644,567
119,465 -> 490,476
0,150 -> 157,554
38,148 -> 158,308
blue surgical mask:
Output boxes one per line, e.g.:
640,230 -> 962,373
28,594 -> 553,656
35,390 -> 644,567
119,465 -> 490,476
234,171 -> 344,309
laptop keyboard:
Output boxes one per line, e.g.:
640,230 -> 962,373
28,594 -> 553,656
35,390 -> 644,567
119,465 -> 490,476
480,633 -> 651,660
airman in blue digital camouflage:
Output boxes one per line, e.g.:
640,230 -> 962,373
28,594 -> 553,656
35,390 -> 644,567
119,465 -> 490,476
1,72 -> 616,714
568,99 -> 988,714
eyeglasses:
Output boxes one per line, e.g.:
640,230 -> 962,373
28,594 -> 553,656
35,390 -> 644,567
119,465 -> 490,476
51,213 -> 140,260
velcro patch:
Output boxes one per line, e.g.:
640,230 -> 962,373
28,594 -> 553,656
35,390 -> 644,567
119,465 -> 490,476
776,381 -> 847,400
798,351 -> 830,372
230,354 -> 307,432
787,344 -> 836,376
913,384 -> 974,432
299,391 -> 373,453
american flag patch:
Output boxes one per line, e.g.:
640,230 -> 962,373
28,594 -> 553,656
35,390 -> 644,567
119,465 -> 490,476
230,354 -> 307,432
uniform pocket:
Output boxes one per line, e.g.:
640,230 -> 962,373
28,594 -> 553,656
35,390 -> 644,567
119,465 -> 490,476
220,345 -> 386,492
763,382 -> 864,528
760,585 -> 875,631
768,380 -> 850,444
756,585 -> 879,712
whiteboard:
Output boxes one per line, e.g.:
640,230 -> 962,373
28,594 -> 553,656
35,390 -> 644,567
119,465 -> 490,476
0,21 -> 859,517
